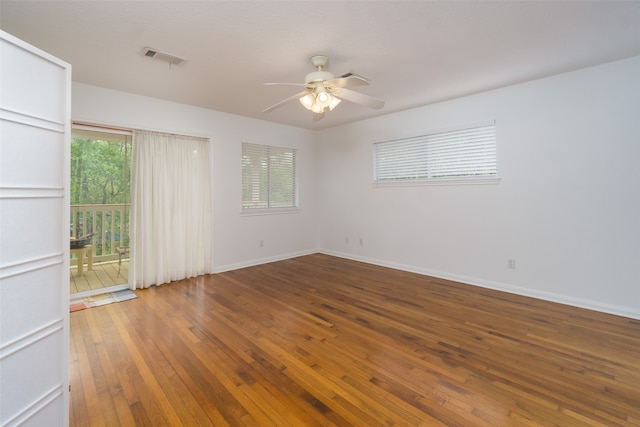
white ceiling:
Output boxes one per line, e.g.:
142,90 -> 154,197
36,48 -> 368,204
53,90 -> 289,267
2,1 -> 640,130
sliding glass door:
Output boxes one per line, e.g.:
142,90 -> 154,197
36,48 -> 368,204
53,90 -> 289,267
69,125 -> 131,296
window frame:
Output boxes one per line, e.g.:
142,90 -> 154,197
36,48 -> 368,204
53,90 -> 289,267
372,120 -> 499,187
241,142 -> 299,215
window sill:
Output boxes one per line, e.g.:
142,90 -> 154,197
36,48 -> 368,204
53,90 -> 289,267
240,207 -> 301,217
372,176 -> 500,188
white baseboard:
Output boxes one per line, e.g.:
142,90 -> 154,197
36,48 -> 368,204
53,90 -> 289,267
318,249 -> 640,321
213,249 -> 317,274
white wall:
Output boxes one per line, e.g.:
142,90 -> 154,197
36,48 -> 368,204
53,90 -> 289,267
315,56 -> 640,319
72,83 -> 317,271
73,56 -> 640,319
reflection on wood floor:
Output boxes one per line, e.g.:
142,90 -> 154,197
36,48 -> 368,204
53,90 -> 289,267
70,260 -> 129,294
69,254 -> 640,426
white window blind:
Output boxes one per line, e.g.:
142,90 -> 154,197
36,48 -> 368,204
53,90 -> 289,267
374,122 -> 497,184
242,142 -> 297,210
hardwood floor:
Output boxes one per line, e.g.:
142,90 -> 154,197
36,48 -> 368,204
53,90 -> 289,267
69,254 -> 640,426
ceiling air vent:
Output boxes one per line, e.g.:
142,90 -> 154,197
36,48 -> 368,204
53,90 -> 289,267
142,47 -> 188,66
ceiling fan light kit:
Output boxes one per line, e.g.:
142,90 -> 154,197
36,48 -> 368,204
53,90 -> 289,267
263,55 -> 384,119
314,87 -> 331,107
299,93 -> 315,109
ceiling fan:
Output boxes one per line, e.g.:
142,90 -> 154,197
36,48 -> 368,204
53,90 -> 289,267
262,55 -> 384,120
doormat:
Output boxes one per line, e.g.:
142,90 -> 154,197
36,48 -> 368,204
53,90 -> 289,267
70,289 -> 137,312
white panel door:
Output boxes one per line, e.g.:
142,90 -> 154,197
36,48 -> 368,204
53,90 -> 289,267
0,30 -> 71,426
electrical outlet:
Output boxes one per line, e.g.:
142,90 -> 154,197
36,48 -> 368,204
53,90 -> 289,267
345,236 -> 349,244
359,237 -> 364,246
260,240 -> 264,247
507,258 -> 516,269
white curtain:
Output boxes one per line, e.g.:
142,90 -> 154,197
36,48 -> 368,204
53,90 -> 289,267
129,130 -> 212,289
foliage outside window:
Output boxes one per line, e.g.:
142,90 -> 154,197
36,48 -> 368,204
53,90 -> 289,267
373,121 -> 497,184
242,142 -> 297,211
71,136 -> 130,205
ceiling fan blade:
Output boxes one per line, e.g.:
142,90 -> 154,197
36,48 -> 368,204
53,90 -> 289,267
262,90 -> 310,113
325,73 -> 370,88
264,82 -> 309,87
334,87 -> 385,110
313,112 -> 325,122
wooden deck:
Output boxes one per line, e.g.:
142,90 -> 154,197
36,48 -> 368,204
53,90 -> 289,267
69,254 -> 640,426
70,259 -> 129,294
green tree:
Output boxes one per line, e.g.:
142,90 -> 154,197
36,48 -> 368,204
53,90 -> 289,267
71,138 -> 130,205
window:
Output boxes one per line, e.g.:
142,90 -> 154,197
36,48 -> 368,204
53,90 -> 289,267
242,142 -> 297,211
373,121 -> 497,185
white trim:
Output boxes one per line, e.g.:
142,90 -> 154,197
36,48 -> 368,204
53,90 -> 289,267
71,125 -> 132,144
240,207 -> 301,216
318,249 -> 640,321
0,107 -> 66,132
0,319 -> 63,359
70,118 -> 211,141
72,122 -> 132,135
1,384 -> 64,427
0,187 -> 64,199
0,29 -> 69,68
213,249 -> 316,274
0,253 -> 62,279
372,176 -> 501,188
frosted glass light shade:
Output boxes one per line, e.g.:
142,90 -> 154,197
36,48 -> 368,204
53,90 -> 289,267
299,93 -> 315,109
316,91 -> 332,108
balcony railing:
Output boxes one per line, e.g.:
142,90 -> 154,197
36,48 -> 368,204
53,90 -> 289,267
71,204 -> 130,264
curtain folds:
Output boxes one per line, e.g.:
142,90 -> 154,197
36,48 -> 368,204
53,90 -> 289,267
130,130 -> 212,289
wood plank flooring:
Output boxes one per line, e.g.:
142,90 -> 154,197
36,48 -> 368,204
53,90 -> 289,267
69,254 -> 640,426
70,260 -> 129,294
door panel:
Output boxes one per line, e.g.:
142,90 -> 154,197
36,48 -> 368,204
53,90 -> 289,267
0,197 -> 64,266
1,263 -> 63,344
0,36 -> 67,123
1,120 -> 64,187
0,30 -> 70,426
